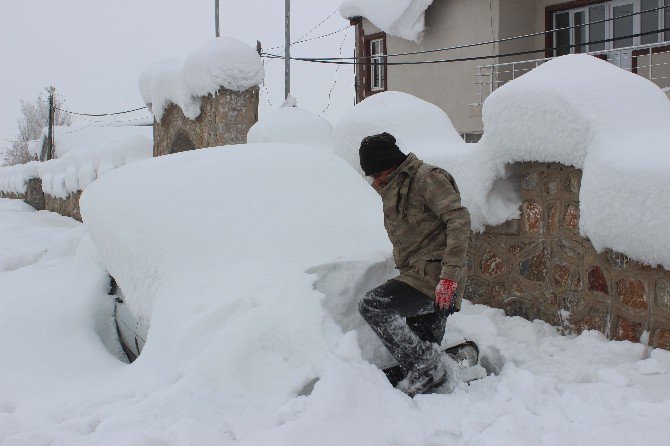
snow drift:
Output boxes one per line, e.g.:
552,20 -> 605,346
247,106 -> 334,152
340,0 -> 434,42
139,37 -> 264,121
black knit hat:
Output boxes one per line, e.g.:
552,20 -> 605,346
359,132 -> 407,176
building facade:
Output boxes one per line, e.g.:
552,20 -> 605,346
349,0 -> 670,140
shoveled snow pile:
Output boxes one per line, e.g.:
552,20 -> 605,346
3,189 -> 670,444
333,91 -> 521,231
480,54 -> 670,268
340,0 -> 433,41
139,37 -> 264,121
0,126 -> 152,198
247,106 -> 334,152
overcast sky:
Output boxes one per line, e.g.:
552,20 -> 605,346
0,0 -> 355,151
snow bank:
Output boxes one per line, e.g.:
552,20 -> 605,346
247,106 -> 334,152
139,37 -> 264,121
4,196 -> 670,444
333,91 -> 520,230
481,54 -> 670,268
340,0 -> 433,41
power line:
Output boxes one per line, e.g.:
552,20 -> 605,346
265,4 -> 669,61
263,27 -> 670,66
265,25 -> 351,51
54,105 -> 147,117
265,9 -> 341,51
320,31 -> 349,116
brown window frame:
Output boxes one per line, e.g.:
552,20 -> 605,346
363,32 -> 388,97
545,1 -> 608,57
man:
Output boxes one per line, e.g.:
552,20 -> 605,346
358,132 -> 471,397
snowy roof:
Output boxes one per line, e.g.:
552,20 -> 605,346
340,0 -> 433,41
139,37 -> 264,122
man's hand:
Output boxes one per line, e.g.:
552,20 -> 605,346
435,278 -> 457,310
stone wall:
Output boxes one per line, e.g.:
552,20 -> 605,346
0,178 -> 44,210
465,162 -> 670,350
153,86 -> 259,157
43,191 -> 83,222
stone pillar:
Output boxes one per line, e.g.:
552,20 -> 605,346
153,86 -> 260,157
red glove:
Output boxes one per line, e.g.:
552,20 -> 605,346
435,278 -> 457,310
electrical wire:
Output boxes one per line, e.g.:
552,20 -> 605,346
264,4 -> 669,61
54,105 -> 147,117
320,31 -> 349,116
266,9 -> 339,51
263,27 -> 670,65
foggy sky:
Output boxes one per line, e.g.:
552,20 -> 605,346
0,0 -> 355,150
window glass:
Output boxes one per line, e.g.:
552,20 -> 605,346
613,3 -> 635,49
641,0 -> 660,44
369,39 -> 384,90
666,0 -> 670,41
555,12 -> 570,56
574,11 -> 587,53
589,6 -> 607,51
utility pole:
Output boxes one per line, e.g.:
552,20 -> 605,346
284,0 -> 290,99
215,0 -> 220,37
44,86 -> 55,161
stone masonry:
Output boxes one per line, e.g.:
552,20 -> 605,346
464,162 -> 670,350
153,86 -> 259,157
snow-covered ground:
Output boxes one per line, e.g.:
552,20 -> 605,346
2,144 -> 670,445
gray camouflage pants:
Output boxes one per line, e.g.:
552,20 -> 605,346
359,279 -> 453,372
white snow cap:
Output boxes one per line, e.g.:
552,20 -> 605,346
481,54 -> 670,268
139,37 -> 264,122
340,0 -> 433,41
247,107 -> 334,152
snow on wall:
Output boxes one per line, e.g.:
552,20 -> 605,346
139,37 -> 264,122
334,55 -> 670,268
340,0 -> 433,41
0,162 -> 40,195
333,91 -> 521,231
0,126 -> 152,198
480,54 -> 670,269
247,106 -> 334,152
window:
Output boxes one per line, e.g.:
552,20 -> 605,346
550,0 -> 669,56
369,38 -> 386,91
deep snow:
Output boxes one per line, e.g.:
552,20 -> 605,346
2,145 -> 670,445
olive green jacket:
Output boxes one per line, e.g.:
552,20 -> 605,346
379,153 -> 471,308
